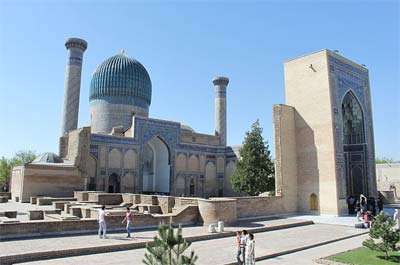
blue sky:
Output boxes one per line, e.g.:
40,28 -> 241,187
0,0 -> 399,159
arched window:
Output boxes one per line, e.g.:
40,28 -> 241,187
342,92 -> 365,144
310,193 -> 318,211
189,178 -> 195,196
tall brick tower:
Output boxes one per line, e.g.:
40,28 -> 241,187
61,37 -> 87,135
213,76 -> 229,146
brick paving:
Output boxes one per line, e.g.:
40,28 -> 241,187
258,234 -> 369,265
15,223 -> 366,265
0,217 -> 310,264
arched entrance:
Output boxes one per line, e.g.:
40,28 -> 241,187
108,173 -> 120,193
342,91 -> 367,196
142,136 -> 170,194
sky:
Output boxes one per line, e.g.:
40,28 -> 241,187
0,0 -> 399,159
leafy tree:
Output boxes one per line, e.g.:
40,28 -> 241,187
230,120 -> 275,196
13,150 -> 37,165
0,150 -> 37,189
376,157 -> 396,164
0,157 -> 12,186
143,224 -> 197,265
363,212 -> 400,260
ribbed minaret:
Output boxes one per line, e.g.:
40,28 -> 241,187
213,76 -> 229,146
61,37 -> 87,135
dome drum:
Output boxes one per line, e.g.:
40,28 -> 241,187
89,53 -> 152,134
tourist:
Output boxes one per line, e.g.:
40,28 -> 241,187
98,205 -> 109,239
122,207 -> 134,238
347,195 -> 356,215
360,194 -> 368,216
245,233 -> 255,265
377,196 -> 384,213
236,231 -> 243,264
355,200 -> 362,221
240,230 -> 248,264
363,211 -> 372,228
393,209 -> 400,230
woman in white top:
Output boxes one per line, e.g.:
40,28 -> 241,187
394,209 -> 400,230
245,233 -> 255,265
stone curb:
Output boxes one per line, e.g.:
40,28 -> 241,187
223,231 -> 369,265
315,258 -> 349,265
0,221 -> 313,264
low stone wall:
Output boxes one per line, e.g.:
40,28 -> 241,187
140,195 -> 158,205
198,198 -> 237,225
0,192 -> 11,199
175,197 -> 199,207
37,197 -> 76,206
234,196 -> 291,218
0,211 -> 17,218
157,196 -> 175,214
0,205 -> 200,239
86,193 -> 122,205
28,210 -> 44,220
74,191 -> 89,202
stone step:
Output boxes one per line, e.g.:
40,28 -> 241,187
45,214 -> 80,221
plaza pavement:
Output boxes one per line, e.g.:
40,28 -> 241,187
15,223 -> 366,265
0,218 -> 312,264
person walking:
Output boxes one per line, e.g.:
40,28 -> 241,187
122,207 -> 134,238
240,230 -> 248,264
98,205 -> 108,239
236,231 -> 243,264
245,233 -> 255,265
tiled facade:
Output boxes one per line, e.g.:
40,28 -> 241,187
82,115 -> 237,197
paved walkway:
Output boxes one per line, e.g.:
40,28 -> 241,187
258,234 -> 369,265
288,214 -> 360,227
18,224 -> 366,265
0,218 -> 309,261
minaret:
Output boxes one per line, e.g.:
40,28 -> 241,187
213,76 -> 229,146
61,37 -> 87,135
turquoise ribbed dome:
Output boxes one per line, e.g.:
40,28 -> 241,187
89,54 -> 152,107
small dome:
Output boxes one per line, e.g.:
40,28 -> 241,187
32,153 -> 64,164
181,124 -> 195,132
90,53 -> 152,108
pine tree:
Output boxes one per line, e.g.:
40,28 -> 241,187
231,120 -> 275,196
143,224 -> 198,265
363,212 -> 400,260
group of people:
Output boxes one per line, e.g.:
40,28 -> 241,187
236,230 -> 255,265
348,194 -> 400,230
347,194 -> 383,228
97,206 -> 134,239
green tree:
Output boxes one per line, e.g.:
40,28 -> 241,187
0,150 -> 37,188
143,224 -> 197,265
363,212 -> 400,260
376,157 -> 395,164
230,120 -> 275,196
0,157 -> 12,186
12,150 -> 37,165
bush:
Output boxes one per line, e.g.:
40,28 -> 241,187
363,212 -> 400,260
143,224 -> 197,265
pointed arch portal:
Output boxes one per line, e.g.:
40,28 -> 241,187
342,91 -> 368,197
142,136 -> 170,194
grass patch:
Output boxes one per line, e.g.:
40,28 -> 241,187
328,247 -> 400,265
